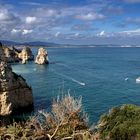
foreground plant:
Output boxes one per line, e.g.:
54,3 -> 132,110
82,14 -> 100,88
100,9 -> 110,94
35,93 -> 89,139
0,94 -> 92,140
2,95 -> 140,140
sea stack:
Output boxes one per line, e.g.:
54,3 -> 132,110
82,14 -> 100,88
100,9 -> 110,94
4,47 -> 19,63
35,47 -> 49,64
18,47 -> 34,64
0,43 -> 33,116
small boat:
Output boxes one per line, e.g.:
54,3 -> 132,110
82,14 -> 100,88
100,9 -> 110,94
136,77 -> 140,83
80,82 -> 86,86
125,78 -> 128,81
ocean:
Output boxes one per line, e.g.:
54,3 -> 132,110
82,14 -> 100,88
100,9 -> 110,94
12,46 -> 140,123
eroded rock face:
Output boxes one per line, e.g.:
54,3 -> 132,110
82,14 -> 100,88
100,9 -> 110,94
0,43 -> 33,116
35,48 -> 49,64
3,46 -> 34,64
18,47 -> 34,64
4,47 -> 19,63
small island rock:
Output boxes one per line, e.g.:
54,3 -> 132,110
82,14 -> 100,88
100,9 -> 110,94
35,48 -> 49,64
18,47 -> 34,64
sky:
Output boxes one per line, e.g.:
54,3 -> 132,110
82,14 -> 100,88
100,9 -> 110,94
0,0 -> 140,45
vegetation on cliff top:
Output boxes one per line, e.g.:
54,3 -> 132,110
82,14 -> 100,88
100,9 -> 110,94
0,95 -> 140,140
99,104 -> 140,140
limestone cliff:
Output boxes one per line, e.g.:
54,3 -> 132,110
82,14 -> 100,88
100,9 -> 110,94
18,47 -> 34,64
35,48 -> 49,64
0,43 -> 33,116
4,47 -> 19,63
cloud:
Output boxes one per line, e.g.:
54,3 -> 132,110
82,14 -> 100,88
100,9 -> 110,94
22,29 -> 33,35
11,29 -> 33,35
76,13 -> 105,20
0,5 -> 22,41
94,28 -> 140,39
0,7 -> 19,23
35,8 -> 58,17
120,29 -> 140,36
26,16 -> 37,24
11,29 -> 21,34
75,33 -> 79,37
0,10 -> 9,21
97,31 -> 105,36
55,31 -> 60,37
0,0 -> 140,44
96,31 -> 115,37
0,2 -> 107,42
95,29 -> 140,38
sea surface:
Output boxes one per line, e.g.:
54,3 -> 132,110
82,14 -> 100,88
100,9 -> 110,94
12,47 -> 140,123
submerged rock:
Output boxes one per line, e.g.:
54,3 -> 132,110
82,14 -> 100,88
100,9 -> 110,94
35,48 -> 49,64
0,43 -> 33,116
18,47 -> 34,64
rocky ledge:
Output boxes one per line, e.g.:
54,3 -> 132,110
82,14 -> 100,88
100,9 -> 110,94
35,47 -> 49,64
0,43 -> 33,116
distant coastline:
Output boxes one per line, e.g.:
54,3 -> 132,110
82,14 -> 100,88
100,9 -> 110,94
1,40 -> 140,48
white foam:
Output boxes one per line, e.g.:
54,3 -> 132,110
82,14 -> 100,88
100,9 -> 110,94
52,70 -> 86,86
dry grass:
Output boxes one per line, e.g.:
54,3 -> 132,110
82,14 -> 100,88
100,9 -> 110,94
0,94 -> 95,140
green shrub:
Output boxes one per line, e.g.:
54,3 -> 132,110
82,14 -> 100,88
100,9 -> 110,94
98,104 -> 140,140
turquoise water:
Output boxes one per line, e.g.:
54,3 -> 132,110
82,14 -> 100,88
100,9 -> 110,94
12,47 -> 140,123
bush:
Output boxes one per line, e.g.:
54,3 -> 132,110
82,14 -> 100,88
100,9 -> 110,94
0,94 -> 91,140
98,104 -> 140,140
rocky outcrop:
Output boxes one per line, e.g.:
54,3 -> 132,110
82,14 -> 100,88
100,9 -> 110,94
0,43 -> 33,116
3,46 -> 34,64
18,47 -> 34,64
4,47 -> 19,63
35,48 -> 49,64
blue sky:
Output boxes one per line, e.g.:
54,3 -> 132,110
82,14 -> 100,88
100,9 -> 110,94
0,0 -> 140,45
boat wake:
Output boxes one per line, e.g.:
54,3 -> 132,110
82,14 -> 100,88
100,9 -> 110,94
71,78 -> 86,86
51,70 -> 86,86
